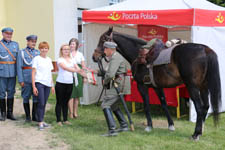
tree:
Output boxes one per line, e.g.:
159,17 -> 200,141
208,0 -> 225,7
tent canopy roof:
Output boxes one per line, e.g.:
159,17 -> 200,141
89,0 -> 225,11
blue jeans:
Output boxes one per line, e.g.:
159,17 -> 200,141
35,82 -> 51,122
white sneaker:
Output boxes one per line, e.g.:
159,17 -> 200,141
43,122 -> 50,128
39,124 -> 44,131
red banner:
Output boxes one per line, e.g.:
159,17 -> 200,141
83,10 -> 194,26
83,9 -> 225,27
195,9 -> 225,26
138,25 -> 168,42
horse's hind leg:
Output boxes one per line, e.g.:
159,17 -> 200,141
187,87 -> 203,140
200,87 -> 209,133
154,88 -> 175,131
137,84 -> 153,132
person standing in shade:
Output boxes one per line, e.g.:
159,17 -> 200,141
17,35 -> 40,122
55,44 -> 86,126
32,41 -> 55,130
68,38 -> 87,119
0,27 -> 19,121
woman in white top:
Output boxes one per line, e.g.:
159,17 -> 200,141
55,44 -> 85,126
32,41 -> 55,130
68,38 -> 87,119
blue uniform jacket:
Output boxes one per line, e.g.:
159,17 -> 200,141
0,39 -> 19,77
17,47 -> 40,83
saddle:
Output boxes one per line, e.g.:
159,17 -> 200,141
137,39 -> 185,86
137,39 -> 166,65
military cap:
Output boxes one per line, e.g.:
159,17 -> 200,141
1,27 -> 13,33
103,41 -> 117,49
26,35 -> 38,41
142,38 -> 157,49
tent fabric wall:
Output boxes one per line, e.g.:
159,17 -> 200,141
168,30 -> 191,42
81,23 -> 135,105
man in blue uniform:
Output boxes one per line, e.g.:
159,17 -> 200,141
0,27 -> 19,121
17,35 -> 40,122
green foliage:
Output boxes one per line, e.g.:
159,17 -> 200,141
208,0 -> 225,7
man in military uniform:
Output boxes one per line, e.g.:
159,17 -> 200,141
17,35 -> 40,122
100,41 -> 130,136
0,27 -> 19,121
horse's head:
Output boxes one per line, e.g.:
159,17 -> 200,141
92,27 -> 114,62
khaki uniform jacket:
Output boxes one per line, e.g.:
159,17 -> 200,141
104,51 -> 130,96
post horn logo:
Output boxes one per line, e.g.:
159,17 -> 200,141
148,29 -> 157,35
108,12 -> 121,21
215,13 -> 224,24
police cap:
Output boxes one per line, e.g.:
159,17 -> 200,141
26,35 -> 38,41
1,27 -> 13,33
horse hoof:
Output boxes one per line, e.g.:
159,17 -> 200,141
190,135 -> 200,141
168,125 -> 175,131
145,126 -> 152,132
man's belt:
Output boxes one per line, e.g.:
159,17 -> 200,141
22,66 -> 32,70
0,61 -> 16,64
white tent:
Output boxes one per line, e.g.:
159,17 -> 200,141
82,0 -> 225,121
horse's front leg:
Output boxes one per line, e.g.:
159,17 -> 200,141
154,88 -> 175,131
137,83 -> 153,132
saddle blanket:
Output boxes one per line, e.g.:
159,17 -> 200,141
153,44 -> 178,66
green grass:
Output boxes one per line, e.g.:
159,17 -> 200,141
45,88 -> 225,150
16,76 -> 224,150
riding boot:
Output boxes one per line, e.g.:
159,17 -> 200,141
0,100 -> 2,120
101,108 -> 118,137
23,103 -> 31,122
113,108 -> 129,132
7,98 -> 16,120
32,102 -> 38,122
0,99 -> 6,121
0,106 -> 2,120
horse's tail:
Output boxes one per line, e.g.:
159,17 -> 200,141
206,48 -> 221,126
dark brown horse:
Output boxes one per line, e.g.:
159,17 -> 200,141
92,27 -> 221,140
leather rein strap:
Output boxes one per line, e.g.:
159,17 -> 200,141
0,41 -> 16,61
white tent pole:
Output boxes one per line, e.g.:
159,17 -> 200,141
193,8 -> 196,26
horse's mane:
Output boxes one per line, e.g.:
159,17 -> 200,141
113,31 -> 147,45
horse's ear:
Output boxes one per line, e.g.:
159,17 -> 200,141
107,26 -> 113,35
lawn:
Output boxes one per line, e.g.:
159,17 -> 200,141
45,89 -> 225,150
